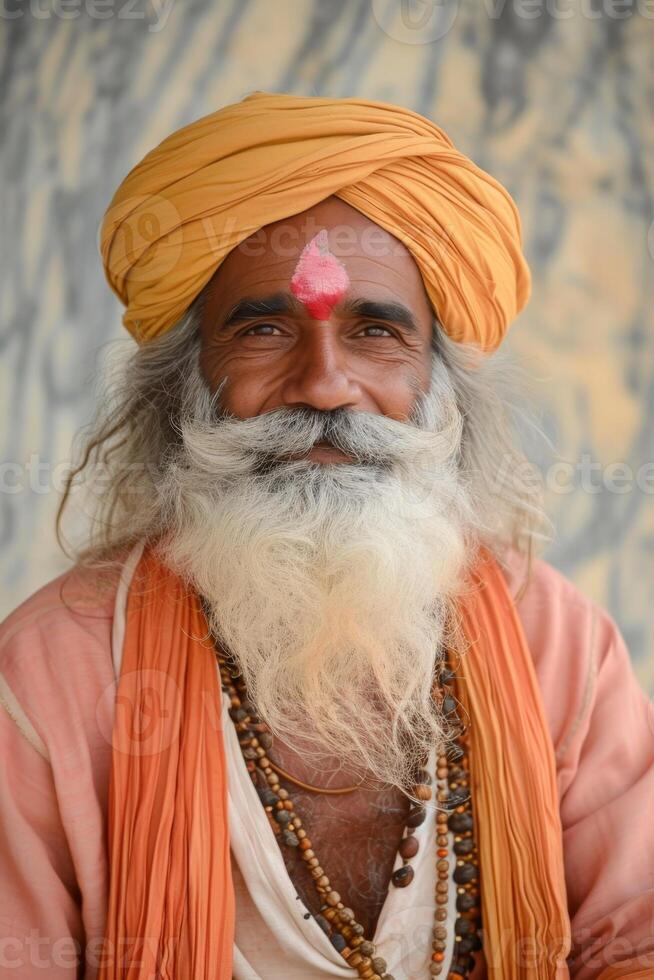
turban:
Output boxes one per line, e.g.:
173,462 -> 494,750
100,91 -> 531,351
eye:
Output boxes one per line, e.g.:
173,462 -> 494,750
358,324 -> 395,337
240,323 -> 280,336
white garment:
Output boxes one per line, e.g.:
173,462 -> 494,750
222,687 -> 458,980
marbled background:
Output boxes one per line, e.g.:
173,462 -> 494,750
1,0 -> 653,687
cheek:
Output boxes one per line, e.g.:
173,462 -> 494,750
377,382 -> 419,420
219,385 -> 259,419
200,347 -> 272,419
199,343 -> 225,392
366,348 -> 432,416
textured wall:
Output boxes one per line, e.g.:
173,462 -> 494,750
1,0 -> 653,687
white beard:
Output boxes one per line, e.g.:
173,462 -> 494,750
157,355 -> 479,793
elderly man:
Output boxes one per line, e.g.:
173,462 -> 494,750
1,93 -> 653,980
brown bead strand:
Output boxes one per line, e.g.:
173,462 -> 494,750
436,656 -> 483,978
392,760 -> 432,889
432,745 -> 451,976
215,641 -> 482,979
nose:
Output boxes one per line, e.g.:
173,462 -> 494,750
280,329 -> 362,412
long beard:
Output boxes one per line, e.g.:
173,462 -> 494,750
156,359 -> 479,793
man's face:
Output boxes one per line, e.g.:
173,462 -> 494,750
199,197 -> 434,463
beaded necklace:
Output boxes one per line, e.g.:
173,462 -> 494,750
214,641 -> 483,979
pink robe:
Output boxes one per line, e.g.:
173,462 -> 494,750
1,548 -> 653,978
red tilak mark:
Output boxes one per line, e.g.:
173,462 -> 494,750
290,229 -> 350,320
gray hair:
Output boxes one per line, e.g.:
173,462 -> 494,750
58,286 -> 552,574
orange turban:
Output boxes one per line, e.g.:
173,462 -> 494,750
100,91 -> 531,351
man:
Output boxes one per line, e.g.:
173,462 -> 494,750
0,92 -> 652,980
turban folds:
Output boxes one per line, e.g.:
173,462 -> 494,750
100,91 -> 531,351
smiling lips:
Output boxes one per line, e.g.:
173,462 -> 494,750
282,440 -> 353,463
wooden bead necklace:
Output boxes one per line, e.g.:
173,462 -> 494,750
214,641 -> 483,978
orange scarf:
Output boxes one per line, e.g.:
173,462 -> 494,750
99,546 -> 571,979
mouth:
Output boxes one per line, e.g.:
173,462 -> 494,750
287,440 -> 354,463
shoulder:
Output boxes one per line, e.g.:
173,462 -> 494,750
0,566 -> 119,762
0,564 -> 116,672
496,546 -> 628,765
498,545 -> 621,660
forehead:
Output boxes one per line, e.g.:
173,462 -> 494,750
205,196 -> 431,314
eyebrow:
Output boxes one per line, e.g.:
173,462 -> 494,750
222,292 -> 304,328
340,298 -> 419,333
221,292 -> 419,333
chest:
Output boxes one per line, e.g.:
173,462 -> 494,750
271,777 -> 411,938
222,692 -> 461,980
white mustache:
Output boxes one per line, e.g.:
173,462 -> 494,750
179,396 -> 463,478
